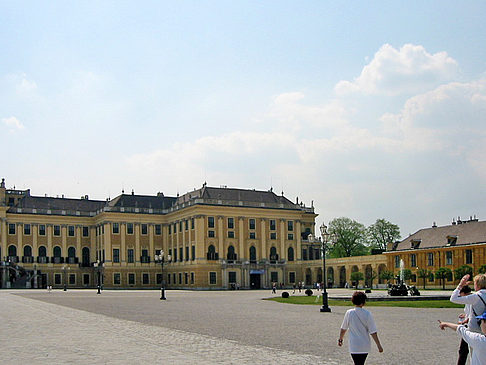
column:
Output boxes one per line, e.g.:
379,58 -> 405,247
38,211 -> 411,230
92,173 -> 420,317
17,223 -> 23,257
238,217 -> 245,261
47,224 -> 53,262
90,226 -> 96,262
135,224 -> 140,264
194,216 -> 205,260
218,216 -> 224,260
33,224 -> 38,258
1,218 -> 7,259
296,220 -> 302,260
75,225 -> 81,263
182,222 -> 186,261
260,219 -> 267,260
149,224 -> 154,260
279,219 -> 285,261
61,225 -> 67,260
104,223 -> 111,262
121,223 -> 126,263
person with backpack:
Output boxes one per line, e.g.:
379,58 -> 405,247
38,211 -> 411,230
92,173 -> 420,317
450,274 -> 486,335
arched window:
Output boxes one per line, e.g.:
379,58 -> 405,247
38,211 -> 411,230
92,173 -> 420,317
24,245 -> 32,257
207,245 -> 218,260
249,246 -> 256,262
38,246 -> 47,257
8,245 -> 17,256
269,247 -> 278,261
287,247 -> 294,261
227,245 -> 237,261
68,247 -> 76,257
53,246 -> 62,264
82,247 -> 90,267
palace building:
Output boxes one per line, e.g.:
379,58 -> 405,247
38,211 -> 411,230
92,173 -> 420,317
1,177 -> 484,290
0,178 -> 319,290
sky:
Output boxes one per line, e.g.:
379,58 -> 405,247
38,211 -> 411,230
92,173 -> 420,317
1,1 -> 486,238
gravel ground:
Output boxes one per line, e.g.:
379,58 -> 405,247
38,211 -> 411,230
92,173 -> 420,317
4,289 -> 464,364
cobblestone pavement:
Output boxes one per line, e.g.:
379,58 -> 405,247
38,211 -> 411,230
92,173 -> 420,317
2,289 -> 464,364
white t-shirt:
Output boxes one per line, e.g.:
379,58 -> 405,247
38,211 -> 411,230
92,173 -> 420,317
457,325 -> 486,365
451,289 -> 486,333
341,307 -> 378,354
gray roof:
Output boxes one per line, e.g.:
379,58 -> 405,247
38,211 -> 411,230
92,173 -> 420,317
108,194 -> 176,210
10,195 -> 106,212
393,219 -> 486,251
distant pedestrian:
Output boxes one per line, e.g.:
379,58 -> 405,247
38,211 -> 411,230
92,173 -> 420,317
338,291 -> 383,365
292,284 -> 296,294
272,282 -> 277,294
298,282 -> 302,293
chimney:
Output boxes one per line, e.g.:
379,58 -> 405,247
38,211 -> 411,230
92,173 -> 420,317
432,222 -> 437,228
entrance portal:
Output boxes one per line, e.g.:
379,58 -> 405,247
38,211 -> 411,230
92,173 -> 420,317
250,274 -> 261,289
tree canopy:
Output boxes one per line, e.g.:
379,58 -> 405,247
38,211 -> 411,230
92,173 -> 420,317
328,217 -> 368,257
367,218 -> 401,251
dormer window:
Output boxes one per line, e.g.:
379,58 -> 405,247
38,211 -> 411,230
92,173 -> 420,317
411,239 -> 421,249
447,236 -> 457,246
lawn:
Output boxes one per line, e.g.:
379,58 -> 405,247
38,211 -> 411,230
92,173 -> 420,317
267,296 -> 463,308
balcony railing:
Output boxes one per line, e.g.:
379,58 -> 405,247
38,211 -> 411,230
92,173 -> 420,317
22,256 -> 34,264
37,256 -> 49,264
140,256 -> 151,264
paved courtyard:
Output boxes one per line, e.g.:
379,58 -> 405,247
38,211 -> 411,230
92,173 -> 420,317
0,288 -> 464,364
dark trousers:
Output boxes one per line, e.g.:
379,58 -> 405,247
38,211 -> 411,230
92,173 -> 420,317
457,338 -> 469,365
351,353 -> 368,365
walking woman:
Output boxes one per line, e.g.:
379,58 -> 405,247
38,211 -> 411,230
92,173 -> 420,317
338,291 -> 383,365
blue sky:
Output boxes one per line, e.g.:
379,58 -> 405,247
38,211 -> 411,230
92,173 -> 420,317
2,1 -> 486,237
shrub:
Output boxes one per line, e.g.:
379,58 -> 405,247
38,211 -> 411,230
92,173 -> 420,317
305,289 -> 313,296
281,291 -> 289,298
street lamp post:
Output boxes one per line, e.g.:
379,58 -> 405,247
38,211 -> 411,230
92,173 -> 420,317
155,251 -> 171,300
319,223 -> 335,313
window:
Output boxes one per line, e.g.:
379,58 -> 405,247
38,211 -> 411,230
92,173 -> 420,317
208,230 -> 215,238
168,274 -> 171,285
270,232 -> 277,240
83,274 -> 90,286
249,219 -> 255,230
288,220 -> 294,231
227,245 -> 237,261
54,225 -> 60,236
185,246 -> 189,261
465,249 -> 473,264
229,271 -> 237,283
207,245 -> 218,260
169,225 -> 172,235
446,251 -> 453,265
69,274 -> 76,285
156,273 -> 162,284
191,272 -> 195,284
410,253 -> 416,268
141,249 -> 150,263
209,272 -> 217,285
39,224 -> 46,236
155,224 -> 161,235
184,272 -> 188,284
9,224 -> 16,235
227,218 -> 234,229
173,249 -> 177,262
270,219 -> 276,231
127,223 -> 134,235
128,273 -> 135,285
249,232 -> 256,239
82,226 -> 89,237
395,255 -> 400,268
208,217 -> 215,228
427,253 -> 434,266
191,245 -> 195,261
185,220 -> 188,231
271,271 -> 278,283
24,224 -> 31,235
54,274 -> 62,285
270,247 -> 278,261
173,223 -> 177,233
141,224 -> 148,235
142,273 -> 149,284
287,233 -> 294,240
302,248 -> 308,260
68,225 -> 75,237
288,247 -> 294,261
249,246 -> 256,263
228,231 -> 235,238
178,273 -> 182,284
113,249 -> 120,263
127,249 -> 134,263
114,273 -> 121,285
112,223 -> 119,234
191,218 -> 195,229
179,221 -> 183,232
179,247 -> 183,262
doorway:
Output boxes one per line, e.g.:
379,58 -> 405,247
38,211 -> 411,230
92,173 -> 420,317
250,274 -> 261,289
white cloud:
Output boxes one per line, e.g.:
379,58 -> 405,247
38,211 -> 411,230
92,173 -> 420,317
335,44 -> 459,96
6,72 -> 37,93
2,116 -> 25,131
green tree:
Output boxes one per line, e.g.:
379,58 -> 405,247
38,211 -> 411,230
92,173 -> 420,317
402,268 -> 412,283
379,270 -> 394,284
328,217 -> 367,257
350,271 -> 364,289
417,268 -> 432,289
454,265 -> 473,281
435,267 -> 453,290
366,269 -> 378,289
478,265 -> 486,274
366,219 -> 401,251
